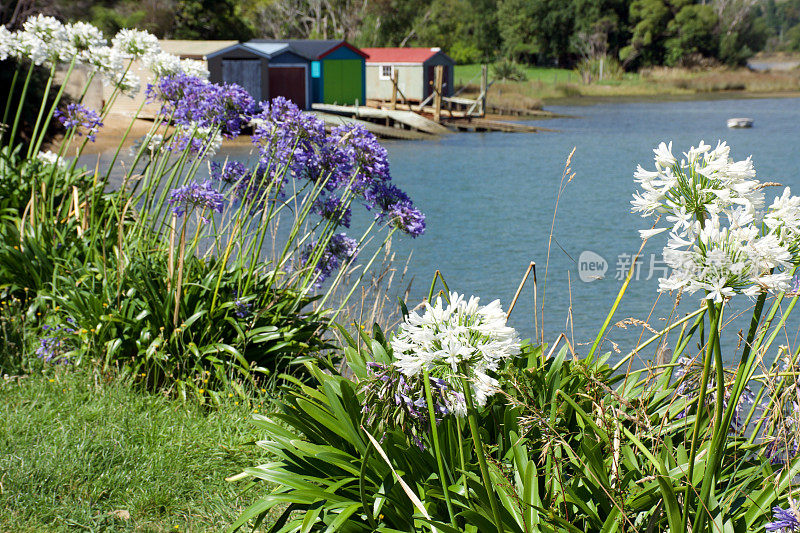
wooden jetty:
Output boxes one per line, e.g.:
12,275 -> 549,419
312,103 -> 450,135
313,111 -> 434,140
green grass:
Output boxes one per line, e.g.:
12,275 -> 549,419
454,63 -> 578,86
0,368 -> 270,532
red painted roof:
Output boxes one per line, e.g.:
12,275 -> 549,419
362,47 -> 442,63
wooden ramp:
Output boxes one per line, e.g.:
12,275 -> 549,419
312,112 -> 434,141
312,103 -> 450,135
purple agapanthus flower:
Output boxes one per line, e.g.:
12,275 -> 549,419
210,160 -> 283,208
251,97 -> 328,183
767,505 -> 800,531
314,195 -> 352,228
210,160 -> 249,184
146,73 -> 255,137
233,298 -> 252,318
301,233 -> 359,286
54,103 -> 103,142
361,361 -> 451,450
168,181 -> 224,222
36,324 -> 75,364
327,123 -> 391,194
366,183 -> 426,237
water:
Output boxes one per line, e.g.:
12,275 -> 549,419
93,96 -> 800,365
377,97 -> 800,363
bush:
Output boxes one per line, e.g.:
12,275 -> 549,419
491,58 -> 528,81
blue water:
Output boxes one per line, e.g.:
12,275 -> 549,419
94,96 -> 800,364
378,97 -> 800,362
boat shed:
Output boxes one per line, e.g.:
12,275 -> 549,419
361,47 -> 455,102
247,39 -> 367,106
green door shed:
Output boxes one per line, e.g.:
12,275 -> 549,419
246,39 -> 367,106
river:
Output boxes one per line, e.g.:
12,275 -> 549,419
380,96 -> 800,364
92,96 -> 800,365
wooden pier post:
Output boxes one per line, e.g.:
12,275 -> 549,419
433,65 -> 443,123
390,70 -> 398,110
480,64 -> 488,117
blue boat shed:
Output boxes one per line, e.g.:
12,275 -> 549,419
247,39 -> 367,106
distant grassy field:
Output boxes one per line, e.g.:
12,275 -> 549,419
454,64 -> 579,86
0,370 -> 271,532
454,63 -> 800,110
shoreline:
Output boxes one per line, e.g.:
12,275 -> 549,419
540,89 -> 800,107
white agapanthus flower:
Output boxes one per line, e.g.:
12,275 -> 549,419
111,29 -> 160,59
36,150 -> 65,167
65,22 -> 105,53
103,69 -> 141,97
143,51 -> 182,77
633,140 -> 800,302
391,292 -> 521,416
18,14 -> 70,65
0,26 -> 17,61
180,59 -> 210,79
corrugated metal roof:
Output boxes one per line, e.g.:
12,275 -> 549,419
247,39 -> 367,60
159,40 -> 239,59
242,42 -> 291,57
361,47 -> 447,63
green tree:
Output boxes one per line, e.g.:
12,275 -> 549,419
497,0 -> 573,64
414,0 -> 500,62
172,0 -> 253,40
664,4 -> 718,65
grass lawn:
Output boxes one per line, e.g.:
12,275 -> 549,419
454,63 -> 800,109
0,369 -> 270,532
454,64 -> 578,86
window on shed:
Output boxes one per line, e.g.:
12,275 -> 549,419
379,65 -> 394,80
311,61 -> 321,78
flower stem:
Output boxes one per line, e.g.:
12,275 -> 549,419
422,368 -> 457,528
682,300 -> 721,531
460,373 -> 503,533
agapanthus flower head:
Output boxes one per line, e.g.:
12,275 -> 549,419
251,97 -> 327,181
168,123 -> 223,158
633,140 -> 799,302
301,233 -> 359,286
360,361 -> 451,449
111,28 -> 160,59
36,324 -> 75,364
143,51 -> 182,78
36,150 -> 65,168
54,103 -> 103,142
314,195 -> 352,228
767,502 -> 800,531
0,26 -> 17,61
180,59 -> 209,79
210,160 -> 281,208
168,181 -> 225,222
328,123 -> 391,193
65,22 -> 105,53
367,182 -> 426,237
391,292 -> 520,416
18,14 -> 69,65
147,74 -> 255,137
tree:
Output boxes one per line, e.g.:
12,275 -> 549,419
497,0 -> 573,64
172,0 -> 253,40
414,0 -> 500,62
664,4 -> 718,65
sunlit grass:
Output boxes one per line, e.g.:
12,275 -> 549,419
0,368 -> 272,532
